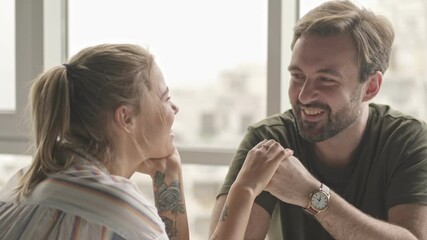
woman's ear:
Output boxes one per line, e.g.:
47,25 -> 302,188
362,71 -> 382,101
113,105 -> 135,133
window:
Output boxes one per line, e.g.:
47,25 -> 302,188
0,0 -> 42,154
0,0 -> 16,112
68,0 -> 268,150
201,113 -> 217,137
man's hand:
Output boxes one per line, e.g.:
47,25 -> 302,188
266,155 -> 320,207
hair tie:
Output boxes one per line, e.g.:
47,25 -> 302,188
63,63 -> 75,101
63,63 -> 73,72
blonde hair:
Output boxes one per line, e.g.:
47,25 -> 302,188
17,44 -> 155,199
292,0 -> 394,82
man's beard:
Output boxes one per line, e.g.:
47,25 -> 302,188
293,85 -> 362,142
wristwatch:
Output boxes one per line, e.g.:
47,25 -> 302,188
304,183 -> 330,216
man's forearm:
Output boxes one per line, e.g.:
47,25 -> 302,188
316,191 -> 417,240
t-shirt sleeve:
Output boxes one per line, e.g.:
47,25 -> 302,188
254,191 -> 279,216
386,121 -> 427,209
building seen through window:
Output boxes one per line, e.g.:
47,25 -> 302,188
68,0 -> 268,149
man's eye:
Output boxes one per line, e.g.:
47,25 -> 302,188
319,77 -> 335,82
291,74 -> 305,80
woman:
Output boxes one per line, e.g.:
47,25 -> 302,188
0,43 -> 292,240
0,44 -> 187,240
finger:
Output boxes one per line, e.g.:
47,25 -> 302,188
265,141 -> 280,150
260,139 -> 277,151
254,139 -> 268,149
267,145 -> 294,161
284,148 -> 294,158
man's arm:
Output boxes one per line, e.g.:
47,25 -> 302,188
209,194 -> 271,239
265,156 -> 427,240
316,192 -> 427,240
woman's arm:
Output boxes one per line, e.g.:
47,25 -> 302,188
139,149 -> 189,240
210,140 -> 293,240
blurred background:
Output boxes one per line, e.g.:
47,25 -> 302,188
1,0 -> 426,239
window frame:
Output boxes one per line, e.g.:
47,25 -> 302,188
0,0 -> 44,155
0,0 -> 298,166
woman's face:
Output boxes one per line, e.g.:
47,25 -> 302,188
135,61 -> 179,158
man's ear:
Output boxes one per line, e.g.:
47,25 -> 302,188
362,71 -> 382,101
113,105 -> 135,133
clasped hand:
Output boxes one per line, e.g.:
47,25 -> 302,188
235,139 -> 320,208
233,139 -> 293,197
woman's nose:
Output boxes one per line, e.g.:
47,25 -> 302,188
172,102 -> 179,114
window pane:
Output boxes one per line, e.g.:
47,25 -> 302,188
0,154 -> 31,188
68,0 -> 268,149
0,1 -> 16,112
299,0 -> 427,120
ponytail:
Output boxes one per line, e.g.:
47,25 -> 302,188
16,66 -> 72,200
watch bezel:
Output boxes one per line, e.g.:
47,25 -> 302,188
310,191 -> 329,211
304,183 -> 330,215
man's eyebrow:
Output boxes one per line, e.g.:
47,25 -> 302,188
161,87 -> 169,98
288,65 -> 301,72
288,65 -> 343,78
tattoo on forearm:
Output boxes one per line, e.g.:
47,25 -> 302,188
220,206 -> 229,222
161,216 -> 177,239
153,171 -> 186,215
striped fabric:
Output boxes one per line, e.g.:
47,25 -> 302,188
0,158 -> 168,240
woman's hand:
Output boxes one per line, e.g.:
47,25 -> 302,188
233,139 -> 293,196
209,140 -> 293,240
136,148 -> 182,179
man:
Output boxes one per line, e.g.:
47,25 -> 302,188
209,0 -> 427,239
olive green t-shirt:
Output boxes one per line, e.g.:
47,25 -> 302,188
218,103 -> 427,240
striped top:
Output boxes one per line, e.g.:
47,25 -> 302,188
0,156 -> 168,240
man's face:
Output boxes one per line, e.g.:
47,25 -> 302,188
288,32 -> 364,142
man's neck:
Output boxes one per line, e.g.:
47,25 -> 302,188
313,104 -> 370,168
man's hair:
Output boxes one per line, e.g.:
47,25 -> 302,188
292,0 -> 395,82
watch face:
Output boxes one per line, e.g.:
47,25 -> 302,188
311,192 -> 329,210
